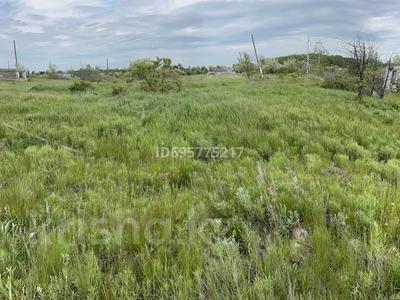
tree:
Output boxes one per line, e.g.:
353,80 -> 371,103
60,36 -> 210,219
47,64 -> 58,79
314,40 -> 328,73
128,59 -> 154,80
76,65 -> 102,81
314,40 -> 328,55
129,57 -> 182,93
345,38 -> 379,98
234,52 -> 256,78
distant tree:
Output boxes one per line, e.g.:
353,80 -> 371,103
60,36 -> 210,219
234,52 -> 256,78
47,64 -> 58,79
129,57 -> 182,93
314,40 -> 329,73
76,65 -> 102,81
314,40 -> 328,56
345,38 -> 379,98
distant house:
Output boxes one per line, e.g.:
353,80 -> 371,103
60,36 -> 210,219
0,68 -> 27,81
385,66 -> 400,92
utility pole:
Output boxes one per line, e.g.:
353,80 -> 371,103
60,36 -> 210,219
381,55 -> 393,99
106,58 -> 109,73
13,40 -> 18,69
251,34 -> 264,79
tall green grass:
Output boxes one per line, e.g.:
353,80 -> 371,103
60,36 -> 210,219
0,76 -> 399,298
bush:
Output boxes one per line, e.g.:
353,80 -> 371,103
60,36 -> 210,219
75,65 -> 103,82
262,58 -> 282,74
129,57 -> 182,93
112,85 -> 125,96
322,66 -> 356,91
128,59 -> 154,80
233,52 -> 256,78
69,81 -> 93,93
261,58 -> 300,74
47,64 -> 58,79
279,58 -> 300,74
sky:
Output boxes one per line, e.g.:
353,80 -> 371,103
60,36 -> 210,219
0,0 -> 399,71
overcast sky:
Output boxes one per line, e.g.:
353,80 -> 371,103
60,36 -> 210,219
0,0 -> 399,70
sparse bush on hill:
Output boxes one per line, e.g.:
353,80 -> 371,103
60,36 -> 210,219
69,81 -> 93,93
259,57 -> 300,75
129,57 -> 182,93
261,58 -> 282,74
322,66 -> 356,91
279,57 -> 300,74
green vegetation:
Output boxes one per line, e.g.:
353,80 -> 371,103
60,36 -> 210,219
321,66 -> 356,91
0,75 -> 400,298
69,81 -> 93,93
234,52 -> 256,78
46,64 -> 59,80
111,85 -> 125,97
128,58 -> 182,93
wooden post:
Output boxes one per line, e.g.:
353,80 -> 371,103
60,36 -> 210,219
251,34 -> 263,79
380,56 -> 392,99
13,40 -> 18,69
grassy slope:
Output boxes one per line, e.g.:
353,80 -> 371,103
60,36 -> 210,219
0,76 -> 400,298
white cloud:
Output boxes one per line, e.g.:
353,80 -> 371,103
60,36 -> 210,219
365,16 -> 399,32
60,41 -> 74,47
32,41 -> 49,47
1,0 -> 400,70
55,35 -> 71,40
15,0 -> 105,19
14,24 -> 43,33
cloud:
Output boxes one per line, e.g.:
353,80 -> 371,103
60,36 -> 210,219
32,41 -> 49,47
0,0 -> 399,70
13,24 -> 43,33
55,35 -> 71,40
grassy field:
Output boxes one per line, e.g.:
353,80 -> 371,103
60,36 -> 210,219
0,75 -> 400,299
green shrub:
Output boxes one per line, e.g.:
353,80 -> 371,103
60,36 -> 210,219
233,52 -> 256,78
30,84 -> 68,93
47,64 -> 58,79
262,58 -> 282,74
112,85 -> 125,97
129,57 -> 182,93
69,81 -> 93,93
76,65 -> 103,82
322,66 -> 356,91
279,58 -> 300,74
128,59 -> 154,80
